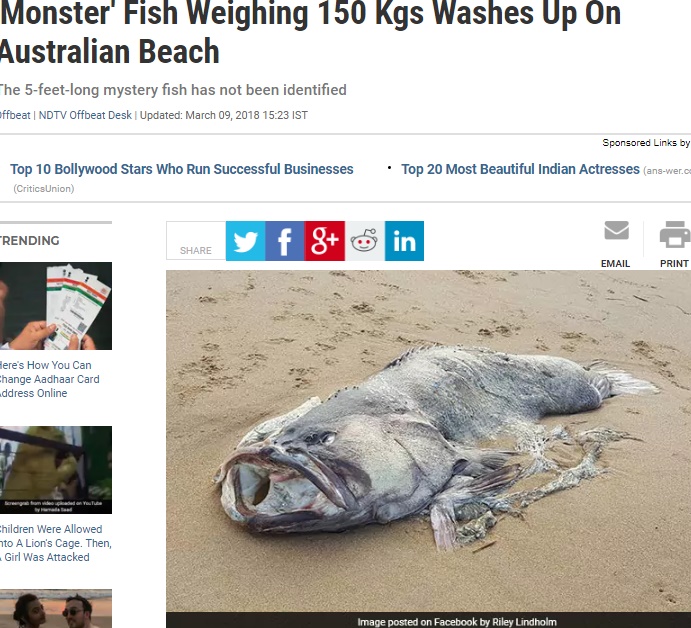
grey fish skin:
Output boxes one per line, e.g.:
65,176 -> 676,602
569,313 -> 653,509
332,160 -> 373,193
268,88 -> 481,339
216,346 -> 655,538
276,346 -> 605,446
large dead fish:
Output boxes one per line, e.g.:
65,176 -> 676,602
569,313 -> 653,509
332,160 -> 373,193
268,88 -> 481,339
215,346 -> 657,549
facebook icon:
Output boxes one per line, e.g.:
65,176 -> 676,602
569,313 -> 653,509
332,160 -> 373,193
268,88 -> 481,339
265,222 -> 305,261
278,228 -> 292,256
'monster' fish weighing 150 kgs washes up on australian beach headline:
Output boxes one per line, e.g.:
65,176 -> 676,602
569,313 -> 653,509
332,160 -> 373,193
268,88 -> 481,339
214,346 -> 657,550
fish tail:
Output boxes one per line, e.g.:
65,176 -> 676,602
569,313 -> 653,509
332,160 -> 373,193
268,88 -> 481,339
586,361 -> 659,398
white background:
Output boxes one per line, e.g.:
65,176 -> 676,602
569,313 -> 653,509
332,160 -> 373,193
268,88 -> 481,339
0,0 -> 690,622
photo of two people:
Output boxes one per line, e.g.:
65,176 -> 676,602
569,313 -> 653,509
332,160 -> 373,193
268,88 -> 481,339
0,591 -> 111,628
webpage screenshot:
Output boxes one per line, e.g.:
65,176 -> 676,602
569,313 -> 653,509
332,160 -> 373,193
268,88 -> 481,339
0,1 -> 690,626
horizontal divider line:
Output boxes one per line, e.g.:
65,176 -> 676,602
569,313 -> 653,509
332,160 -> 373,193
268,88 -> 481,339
0,132 -> 690,136
0,220 -> 113,223
0,201 -> 686,205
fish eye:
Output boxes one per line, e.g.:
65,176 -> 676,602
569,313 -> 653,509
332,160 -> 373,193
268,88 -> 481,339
304,431 -> 335,445
320,432 -> 336,445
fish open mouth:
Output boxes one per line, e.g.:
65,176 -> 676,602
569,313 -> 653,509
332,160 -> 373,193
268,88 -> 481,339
217,444 -> 354,531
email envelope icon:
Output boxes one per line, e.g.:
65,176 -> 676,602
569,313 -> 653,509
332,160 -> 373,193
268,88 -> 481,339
604,221 -> 629,240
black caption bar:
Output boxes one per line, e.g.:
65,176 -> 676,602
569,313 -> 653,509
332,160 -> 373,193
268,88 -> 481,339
0,499 -> 112,514
167,612 -> 691,628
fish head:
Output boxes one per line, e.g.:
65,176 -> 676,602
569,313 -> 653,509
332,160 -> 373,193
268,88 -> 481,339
216,413 -> 458,532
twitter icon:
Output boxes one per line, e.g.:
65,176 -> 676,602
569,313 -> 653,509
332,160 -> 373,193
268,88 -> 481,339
226,221 -> 266,261
234,231 -> 258,253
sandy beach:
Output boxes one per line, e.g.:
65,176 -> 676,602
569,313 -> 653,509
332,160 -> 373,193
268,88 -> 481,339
166,271 -> 691,612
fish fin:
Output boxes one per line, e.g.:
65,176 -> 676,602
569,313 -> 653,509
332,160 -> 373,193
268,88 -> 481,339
586,361 -> 659,398
384,344 -> 440,369
464,464 -> 522,495
430,466 -> 520,551
435,465 -> 521,516
453,447 -> 516,476
473,450 -> 516,471
430,499 -> 457,551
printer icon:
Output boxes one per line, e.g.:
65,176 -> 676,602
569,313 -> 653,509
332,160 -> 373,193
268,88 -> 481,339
660,221 -> 691,249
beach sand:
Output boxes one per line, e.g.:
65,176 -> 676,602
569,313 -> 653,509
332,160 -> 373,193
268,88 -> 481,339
166,271 -> 691,612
